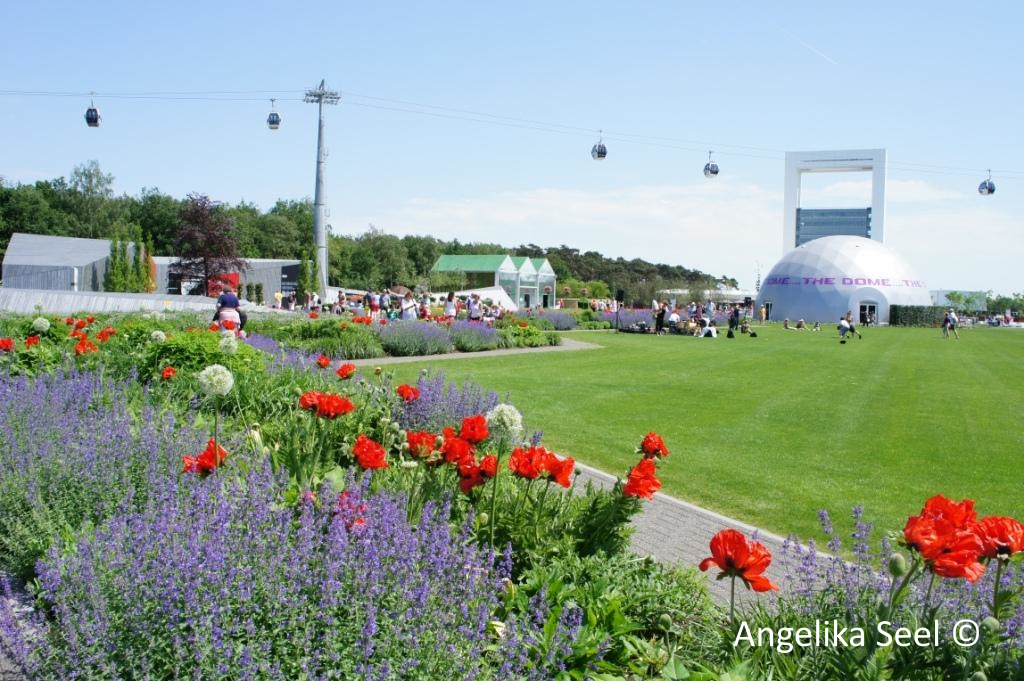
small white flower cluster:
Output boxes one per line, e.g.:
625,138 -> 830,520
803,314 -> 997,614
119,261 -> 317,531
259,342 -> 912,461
150,330 -> 166,343
486,403 -> 524,443
197,364 -> 234,396
31,317 -> 51,333
219,336 -> 239,355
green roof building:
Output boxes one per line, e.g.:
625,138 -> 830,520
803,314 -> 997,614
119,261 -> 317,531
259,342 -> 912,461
431,254 -> 557,309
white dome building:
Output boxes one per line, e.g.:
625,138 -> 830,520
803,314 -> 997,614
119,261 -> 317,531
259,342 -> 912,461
755,236 -> 931,325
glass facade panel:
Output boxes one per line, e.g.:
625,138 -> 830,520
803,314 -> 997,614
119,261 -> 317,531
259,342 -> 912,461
796,208 -> 871,246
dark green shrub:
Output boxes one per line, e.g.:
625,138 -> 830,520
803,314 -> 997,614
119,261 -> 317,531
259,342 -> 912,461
890,305 -> 947,326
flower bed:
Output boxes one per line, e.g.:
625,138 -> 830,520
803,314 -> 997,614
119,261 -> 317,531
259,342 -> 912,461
0,312 -> 1023,679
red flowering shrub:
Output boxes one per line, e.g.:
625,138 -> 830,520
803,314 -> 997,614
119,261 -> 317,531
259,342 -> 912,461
396,384 -> 420,402
459,415 -> 489,444
623,458 -> 660,500
336,363 -> 356,380
315,394 -> 356,419
353,434 -> 388,469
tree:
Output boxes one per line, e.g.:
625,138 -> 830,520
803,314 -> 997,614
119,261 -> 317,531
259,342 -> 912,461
169,194 -> 246,296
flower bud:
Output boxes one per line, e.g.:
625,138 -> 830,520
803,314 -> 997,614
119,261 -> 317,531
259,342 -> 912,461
982,616 -> 1000,635
888,553 -> 908,577
400,460 -> 418,469
970,672 -> 988,681
374,366 -> 383,376
477,512 -> 489,526
390,422 -> 400,433
501,577 -> 515,596
657,614 -> 673,632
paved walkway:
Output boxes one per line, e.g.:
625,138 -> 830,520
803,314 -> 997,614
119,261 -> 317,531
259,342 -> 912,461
347,336 -> 602,366
573,463 -> 791,606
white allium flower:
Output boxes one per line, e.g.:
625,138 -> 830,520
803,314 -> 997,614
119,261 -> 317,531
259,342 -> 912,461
197,364 -> 234,396
150,330 -> 166,343
486,403 -> 524,443
220,329 -> 235,339
218,336 -> 239,355
400,460 -> 419,469
32,317 -> 51,333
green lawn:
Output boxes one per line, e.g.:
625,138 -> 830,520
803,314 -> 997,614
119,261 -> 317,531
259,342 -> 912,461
385,326 -> 1024,542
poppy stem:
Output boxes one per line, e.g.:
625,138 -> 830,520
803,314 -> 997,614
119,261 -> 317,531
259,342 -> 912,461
729,575 -> 736,625
993,559 -> 1005,618
923,572 -> 936,610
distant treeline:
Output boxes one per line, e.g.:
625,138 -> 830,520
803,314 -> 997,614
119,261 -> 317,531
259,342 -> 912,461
0,161 -> 734,302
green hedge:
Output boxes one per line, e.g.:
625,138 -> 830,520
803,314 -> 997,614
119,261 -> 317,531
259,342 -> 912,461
889,305 -> 947,327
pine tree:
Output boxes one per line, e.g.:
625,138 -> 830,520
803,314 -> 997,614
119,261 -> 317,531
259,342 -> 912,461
132,226 -> 147,292
297,256 -> 311,301
310,248 -> 322,296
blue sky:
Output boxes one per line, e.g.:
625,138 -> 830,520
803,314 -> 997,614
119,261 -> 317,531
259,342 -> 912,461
3,1 -> 1022,293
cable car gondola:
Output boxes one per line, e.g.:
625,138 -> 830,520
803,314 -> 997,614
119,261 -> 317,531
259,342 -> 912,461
267,98 -> 281,130
978,169 -> 995,195
703,150 -> 719,178
84,94 -> 100,128
591,130 -> 607,160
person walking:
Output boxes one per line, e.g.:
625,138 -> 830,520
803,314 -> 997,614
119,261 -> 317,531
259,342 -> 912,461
654,302 -> 667,335
444,291 -> 457,320
400,292 -> 418,321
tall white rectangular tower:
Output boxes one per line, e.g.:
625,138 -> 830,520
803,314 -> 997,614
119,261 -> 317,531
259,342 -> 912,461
783,149 -> 886,252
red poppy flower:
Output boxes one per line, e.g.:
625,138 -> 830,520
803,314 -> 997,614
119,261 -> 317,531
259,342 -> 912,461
74,319 -> 87,330
407,431 -> 436,458
336,363 -> 356,380
86,316 -> 96,324
508,446 -> 544,479
353,434 -> 389,469
640,432 -> 670,458
315,393 -> 356,419
459,464 -> 485,493
519,321 -> 529,328
623,458 -> 661,500
316,354 -> 331,368
299,390 -> 323,410
25,335 -> 40,348
699,529 -> 779,592
459,415 -> 489,444
97,326 -> 116,342
379,318 -> 388,326
340,322 -> 349,330
208,323 -> 220,332
479,454 -> 498,478
222,320 -> 236,330
441,434 -> 474,465
975,516 -> 1024,560
69,329 -> 86,341
0,338 -> 13,352
396,384 -> 420,402
65,317 -> 75,325
309,311 -> 319,319
544,454 -> 575,488
903,495 -> 985,582
183,438 -> 229,474
162,366 -> 176,381
74,339 -> 99,355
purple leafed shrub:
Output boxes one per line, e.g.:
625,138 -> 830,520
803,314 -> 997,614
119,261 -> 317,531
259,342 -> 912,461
0,466 -> 542,680
0,369 -> 207,578
395,371 -> 501,432
378,321 -> 452,357
449,320 -> 500,352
